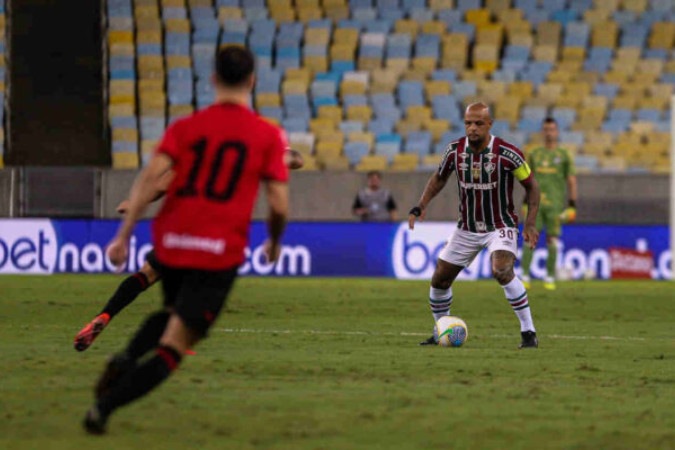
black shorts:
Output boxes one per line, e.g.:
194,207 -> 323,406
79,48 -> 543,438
158,265 -> 239,337
145,249 -> 162,273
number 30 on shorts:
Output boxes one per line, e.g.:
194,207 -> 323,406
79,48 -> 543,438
498,229 -> 516,240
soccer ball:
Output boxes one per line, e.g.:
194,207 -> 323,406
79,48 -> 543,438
436,316 -> 468,347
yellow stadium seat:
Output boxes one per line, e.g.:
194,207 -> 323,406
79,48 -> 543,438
600,156 -> 627,172
429,0 -> 454,12
592,22 -> 618,48
536,22 -> 561,46
425,80 -> 451,101
400,68 -> 427,82
424,119 -> 451,141
533,45 -> 558,62
169,104 -> 194,117
509,31 -> 534,48
395,120 -> 422,137
565,82 -> 592,97
638,59 -> 664,75
422,21 -> 446,36
369,68 -> 400,93
188,0 -> 212,7
331,44 -> 355,61
166,55 -> 191,69
109,43 -> 135,56
217,7 -> 242,21
621,0 -> 647,12
612,95 -> 638,110
304,55 -> 329,73
648,83 -> 673,99
161,0 -> 185,6
268,0 -> 291,7
140,140 -> 159,158
323,0 -> 346,6
406,105 -> 432,125
583,9 -> 609,24
297,6 -> 323,23
305,28 -> 330,46
536,83 -> 563,104
508,81 -> 533,99
583,142 -> 609,157
581,95 -> 608,111
390,153 -> 419,171
498,8 -> 524,23
356,155 -> 388,172
358,57 -> 383,71
386,58 -> 410,71
296,0 -> 319,6
632,73 -> 658,85
309,117 -> 336,134
108,31 -> 134,45
165,18 -> 190,33
486,0 -> 511,13
630,121 -> 655,135
494,99 -> 521,125
255,93 -> 281,108
139,91 -> 166,107
285,67 -> 312,83
282,79 -> 308,95
347,105 -> 373,124
547,70 -> 573,83
297,154 -> 319,171
615,47 -> 641,62
421,154 -> 443,169
460,69 -> 489,82
592,0 -> 619,10
318,105 -> 342,123
109,93 -> 135,105
324,5 -> 349,21
603,71 -> 629,84
316,130 -> 344,146
476,25 -> 504,46
333,28 -> 359,47
348,131 -> 375,149
320,155 -> 351,171
561,47 -> 585,62
270,8 -> 296,23
315,141 -> 342,160
134,5 -> 159,19
474,60 -> 498,73
465,9 -> 491,27
412,57 -> 436,74
110,80 -> 135,95
112,152 -> 140,169
139,79 -> 165,92
112,128 -> 139,143
649,22 -> 675,49
394,19 -> 419,37
340,80 -> 367,97
136,17 -> 162,32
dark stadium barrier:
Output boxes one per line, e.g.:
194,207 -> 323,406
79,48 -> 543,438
0,219 -> 670,280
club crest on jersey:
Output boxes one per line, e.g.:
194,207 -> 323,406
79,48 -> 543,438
484,161 -> 495,174
472,162 -> 482,179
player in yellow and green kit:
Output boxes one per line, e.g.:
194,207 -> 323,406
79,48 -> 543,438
521,118 -> 577,290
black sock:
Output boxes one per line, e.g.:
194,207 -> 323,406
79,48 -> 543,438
97,345 -> 182,416
100,272 -> 150,318
125,311 -> 170,360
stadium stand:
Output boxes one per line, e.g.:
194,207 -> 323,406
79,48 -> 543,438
0,0 -> 6,167
105,0 -> 674,172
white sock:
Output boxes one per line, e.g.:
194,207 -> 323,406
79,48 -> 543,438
429,286 -> 453,323
502,277 -> 535,332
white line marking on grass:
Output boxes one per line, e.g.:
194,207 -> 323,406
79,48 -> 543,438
217,328 -> 649,342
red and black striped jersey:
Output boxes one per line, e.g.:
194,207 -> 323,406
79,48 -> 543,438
438,135 -> 532,233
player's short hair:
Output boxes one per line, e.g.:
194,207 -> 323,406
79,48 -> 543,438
543,117 -> 558,126
367,170 -> 382,178
215,46 -> 255,87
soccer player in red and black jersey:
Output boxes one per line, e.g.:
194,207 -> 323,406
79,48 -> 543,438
408,102 -> 541,349
83,46 -> 290,433
73,148 -> 303,352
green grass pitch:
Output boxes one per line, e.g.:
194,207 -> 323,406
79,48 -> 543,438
1,275 -> 674,450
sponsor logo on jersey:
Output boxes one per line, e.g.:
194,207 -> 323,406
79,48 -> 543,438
459,181 -> 498,190
500,147 -> 522,165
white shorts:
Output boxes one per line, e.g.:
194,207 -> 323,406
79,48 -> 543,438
439,228 -> 519,268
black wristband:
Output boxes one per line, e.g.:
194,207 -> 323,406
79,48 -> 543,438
409,206 -> 422,217
568,200 -> 576,208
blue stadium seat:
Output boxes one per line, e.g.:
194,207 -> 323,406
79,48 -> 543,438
559,131 -> 584,146
415,34 -> 440,58
351,0 -> 373,9
344,141 -> 370,165
307,19 -> 332,30
397,81 -> 424,109
110,116 -> 138,129
449,23 -> 475,41
518,118 -> 543,134
491,120 -> 511,136
552,9 -> 578,26
493,68 -> 519,81
636,109 -> 661,122
259,106 -> 284,122
331,60 -> 356,74
524,9 -> 550,26
340,121 -> 365,134
541,0 -> 567,12
457,0 -> 481,13
410,8 -> 434,22
452,81 -> 477,99
163,7 -> 187,20
344,95 -> 368,107
168,67 -> 193,81
502,131 -> 526,148
366,19 -> 394,33
282,117 -> 308,133
375,134 -> 402,162
432,95 -> 461,121
551,108 -> 576,131
568,0 -> 592,14
612,10 -> 636,26
563,22 -> 589,48
386,33 -> 412,59
431,69 -> 457,82
368,118 -> 395,135
251,19 -> 276,35
404,131 -> 432,156
243,7 -> 268,22
575,155 -> 599,171
353,7 -> 377,24
593,83 -> 619,100
437,10 -> 462,29
379,9 -> 404,21
337,19 -> 362,30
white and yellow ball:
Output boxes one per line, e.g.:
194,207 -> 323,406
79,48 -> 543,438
436,316 -> 468,347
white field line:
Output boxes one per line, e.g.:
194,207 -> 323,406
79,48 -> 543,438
216,328 -> 654,342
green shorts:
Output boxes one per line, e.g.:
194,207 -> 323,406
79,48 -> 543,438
536,207 -> 562,237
